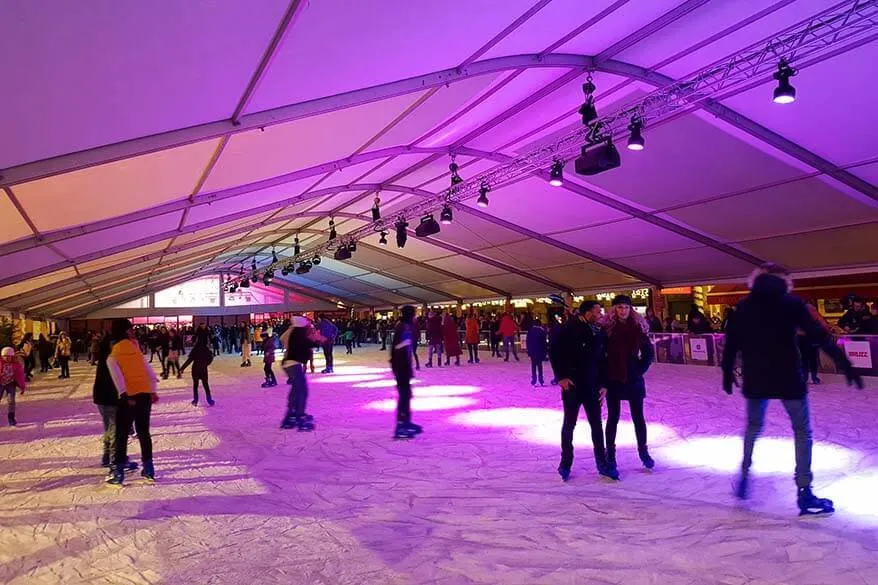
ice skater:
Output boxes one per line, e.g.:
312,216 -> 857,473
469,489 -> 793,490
279,316 -> 325,431
261,332 -> 278,387
551,302 -> 613,481
425,310 -> 443,368
722,263 -> 862,516
240,333 -> 252,367
0,347 -> 27,426
92,335 -> 138,473
179,339 -> 215,406
526,318 -> 547,386
390,306 -> 422,439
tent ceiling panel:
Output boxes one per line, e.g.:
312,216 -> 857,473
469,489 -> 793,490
552,218 -> 701,260
473,273 -> 561,296
309,161 -> 390,193
372,292 -> 420,306
467,72 -> 629,153
304,191 -> 367,214
377,264 -> 450,286
393,286 -> 449,303
11,280 -> 90,310
428,213 -> 523,251
359,232 -> 447,263
370,72 -> 503,150
62,212 -> 183,259
203,92 -> 427,192
0,1 -> 288,168
308,259 -> 370,279
247,0 -> 537,111
184,178 -> 317,226
0,246 -> 66,282
474,240 -> 594,272
657,0 -> 860,79
536,263 -> 640,291
464,177 -> 627,233
614,247 -> 758,283
166,232 -> 252,262
330,247 -> 407,272
424,256 -> 506,279
357,153 -> 437,185
556,0 -> 687,56
393,156 -> 478,189
417,68 -> 573,149
720,41 -> 878,167
86,261 -> 164,290
851,162 -> 878,185
581,113 -> 808,211
0,267 -> 78,304
428,280 -> 497,300
0,194 -> 35,245
368,193 -> 417,219
341,190 -> 407,216
355,273 -> 417,291
737,223 -> 878,271
664,177 -> 878,243
174,213 -> 276,246
329,279 -> 389,295
75,240 -> 173,275
13,139 -> 220,232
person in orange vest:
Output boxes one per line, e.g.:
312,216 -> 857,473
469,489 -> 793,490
106,319 -> 160,485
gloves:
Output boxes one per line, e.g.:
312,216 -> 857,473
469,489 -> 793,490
845,368 -> 864,390
722,371 -> 738,395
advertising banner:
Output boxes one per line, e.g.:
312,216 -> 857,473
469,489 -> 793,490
690,337 -> 709,361
845,340 -> 873,369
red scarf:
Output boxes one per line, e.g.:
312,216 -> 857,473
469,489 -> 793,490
607,317 -> 642,384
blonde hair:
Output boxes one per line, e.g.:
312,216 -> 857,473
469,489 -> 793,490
602,307 -> 650,336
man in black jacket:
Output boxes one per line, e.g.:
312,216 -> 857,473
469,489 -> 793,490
722,263 -> 863,515
550,301 -> 615,481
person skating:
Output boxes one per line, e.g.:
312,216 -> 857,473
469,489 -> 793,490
551,302 -> 613,481
721,263 -> 863,516
390,306 -> 422,439
316,314 -> 338,373
261,332 -> 278,387
54,332 -> 72,379
526,318 -> 548,386
179,340 -> 215,406
240,333 -> 252,368
465,311 -> 481,364
0,347 -> 26,426
499,313 -> 520,362
603,295 -> 655,479
279,317 -> 325,431
93,335 -> 138,472
106,319 -> 160,485
166,329 -> 183,379
442,313 -> 462,367
425,311 -> 443,368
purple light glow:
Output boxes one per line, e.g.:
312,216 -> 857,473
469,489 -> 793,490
353,378 -> 422,389
312,374 -> 386,384
414,385 -> 481,397
659,436 -> 857,474
364,396 -> 478,412
827,471 -> 878,522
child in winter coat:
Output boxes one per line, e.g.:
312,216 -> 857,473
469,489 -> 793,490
0,347 -> 27,426
526,319 -> 548,386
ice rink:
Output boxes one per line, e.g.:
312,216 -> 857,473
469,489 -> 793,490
1,348 -> 876,585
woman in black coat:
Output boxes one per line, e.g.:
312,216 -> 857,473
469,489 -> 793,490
603,296 -> 655,478
179,342 -> 214,406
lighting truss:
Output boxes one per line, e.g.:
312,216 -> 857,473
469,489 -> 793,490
227,0 -> 877,286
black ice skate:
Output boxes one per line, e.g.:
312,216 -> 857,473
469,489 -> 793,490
602,446 -> 620,481
734,473 -> 749,500
798,487 -> 834,516
558,465 -> 571,482
404,421 -> 423,434
7,413 -> 16,426
297,417 -> 315,432
141,461 -> 155,483
394,423 -> 417,439
639,446 -> 655,470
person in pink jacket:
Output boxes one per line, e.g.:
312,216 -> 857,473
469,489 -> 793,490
498,313 -> 520,362
1,347 -> 27,426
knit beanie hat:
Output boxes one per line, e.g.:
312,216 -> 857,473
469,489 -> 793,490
1,347 -> 14,358
611,294 -> 633,306
111,319 -> 133,341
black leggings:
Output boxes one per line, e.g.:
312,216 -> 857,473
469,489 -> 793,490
193,373 -> 212,402
606,395 -> 647,451
467,344 -> 478,362
115,394 -> 153,464
396,373 -> 412,424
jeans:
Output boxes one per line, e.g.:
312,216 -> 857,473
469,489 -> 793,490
285,364 -> 308,419
193,373 -> 212,402
428,344 -> 443,366
503,336 -> 519,361
530,358 -> 544,384
606,395 -> 647,452
59,356 -> 70,378
560,387 -> 605,469
396,374 -> 412,424
743,397 -> 813,488
115,394 -> 153,465
97,404 -> 117,464
467,344 -> 479,362
0,384 -> 16,416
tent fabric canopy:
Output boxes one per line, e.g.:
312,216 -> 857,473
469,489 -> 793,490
1,0 -> 876,318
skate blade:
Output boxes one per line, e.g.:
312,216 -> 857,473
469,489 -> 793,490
799,508 -> 834,518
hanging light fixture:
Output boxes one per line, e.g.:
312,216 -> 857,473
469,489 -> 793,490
627,117 -> 645,151
349,240 -> 357,253
379,231 -> 388,247
449,157 -> 463,186
334,245 -> 352,260
371,194 -> 381,222
312,256 -> 321,266
271,248 -> 278,263
549,160 -> 564,186
440,203 -> 453,224
415,214 -> 441,237
578,75 -> 597,125
772,59 -> 796,104
281,263 -> 290,276
328,219 -> 337,241
293,236 -> 301,256
476,184 -> 490,208
395,218 -> 408,248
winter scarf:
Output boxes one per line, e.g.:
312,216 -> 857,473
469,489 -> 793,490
607,317 -> 643,385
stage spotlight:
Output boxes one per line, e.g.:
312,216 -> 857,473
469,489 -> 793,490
627,117 -> 644,151
312,256 -> 321,265
271,248 -> 278,263
395,218 -> 408,248
440,204 -> 453,225
294,236 -> 300,256
450,160 -> 463,186
476,185 -> 490,208
379,231 -> 388,247
773,59 -> 796,104
328,219 -> 337,241
574,140 -> 621,176
296,261 -> 312,275
549,160 -> 564,186
371,195 -> 381,222
578,75 -> 597,125
415,214 -> 441,237
334,246 -> 352,260
281,265 -> 289,276
241,276 -> 250,288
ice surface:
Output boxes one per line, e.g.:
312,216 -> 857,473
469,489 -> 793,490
1,349 -> 876,584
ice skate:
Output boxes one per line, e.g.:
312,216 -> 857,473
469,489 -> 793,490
404,421 -> 423,434
141,461 -> 155,483
811,375 -> 821,384
297,418 -> 315,432
106,465 -> 124,486
7,413 -> 16,426
191,399 -> 198,406
394,423 -> 417,439
558,465 -> 571,482
280,415 -> 297,429
797,487 -> 834,516
602,447 -> 620,481
206,398 -> 215,406
639,447 -> 655,470
734,473 -> 749,500
260,381 -> 272,388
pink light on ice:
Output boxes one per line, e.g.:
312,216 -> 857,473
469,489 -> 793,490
414,385 -> 481,397
826,471 -> 878,522
353,378 -> 422,389
312,374 -> 386,384
660,436 -> 858,474
365,396 -> 478,412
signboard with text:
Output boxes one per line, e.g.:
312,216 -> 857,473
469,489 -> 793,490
845,340 -> 873,369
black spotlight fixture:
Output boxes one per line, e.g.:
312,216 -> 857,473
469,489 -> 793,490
229,283 -> 237,293
395,218 -> 408,248
371,195 -> 381,222
772,59 -> 796,104
241,275 -> 250,288
328,219 -> 337,241
578,75 -> 597,125
296,261 -> 312,275
251,257 -> 257,272
262,273 -> 273,286
312,255 -> 321,266
549,159 -> 564,187
415,214 -> 441,237
476,184 -> 490,208
449,158 -> 463,186
271,248 -> 279,263
379,231 -> 388,247
334,245 -> 352,261
293,236 -> 300,256
349,240 -> 357,253
281,264 -> 290,276
626,117 -> 645,151
440,203 -> 453,225
574,139 -> 621,176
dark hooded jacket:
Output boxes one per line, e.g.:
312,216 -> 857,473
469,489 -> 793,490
721,274 -> 851,400
92,336 -> 118,406
549,317 -> 607,395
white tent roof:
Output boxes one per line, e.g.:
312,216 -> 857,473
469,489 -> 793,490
1,0 -> 876,317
